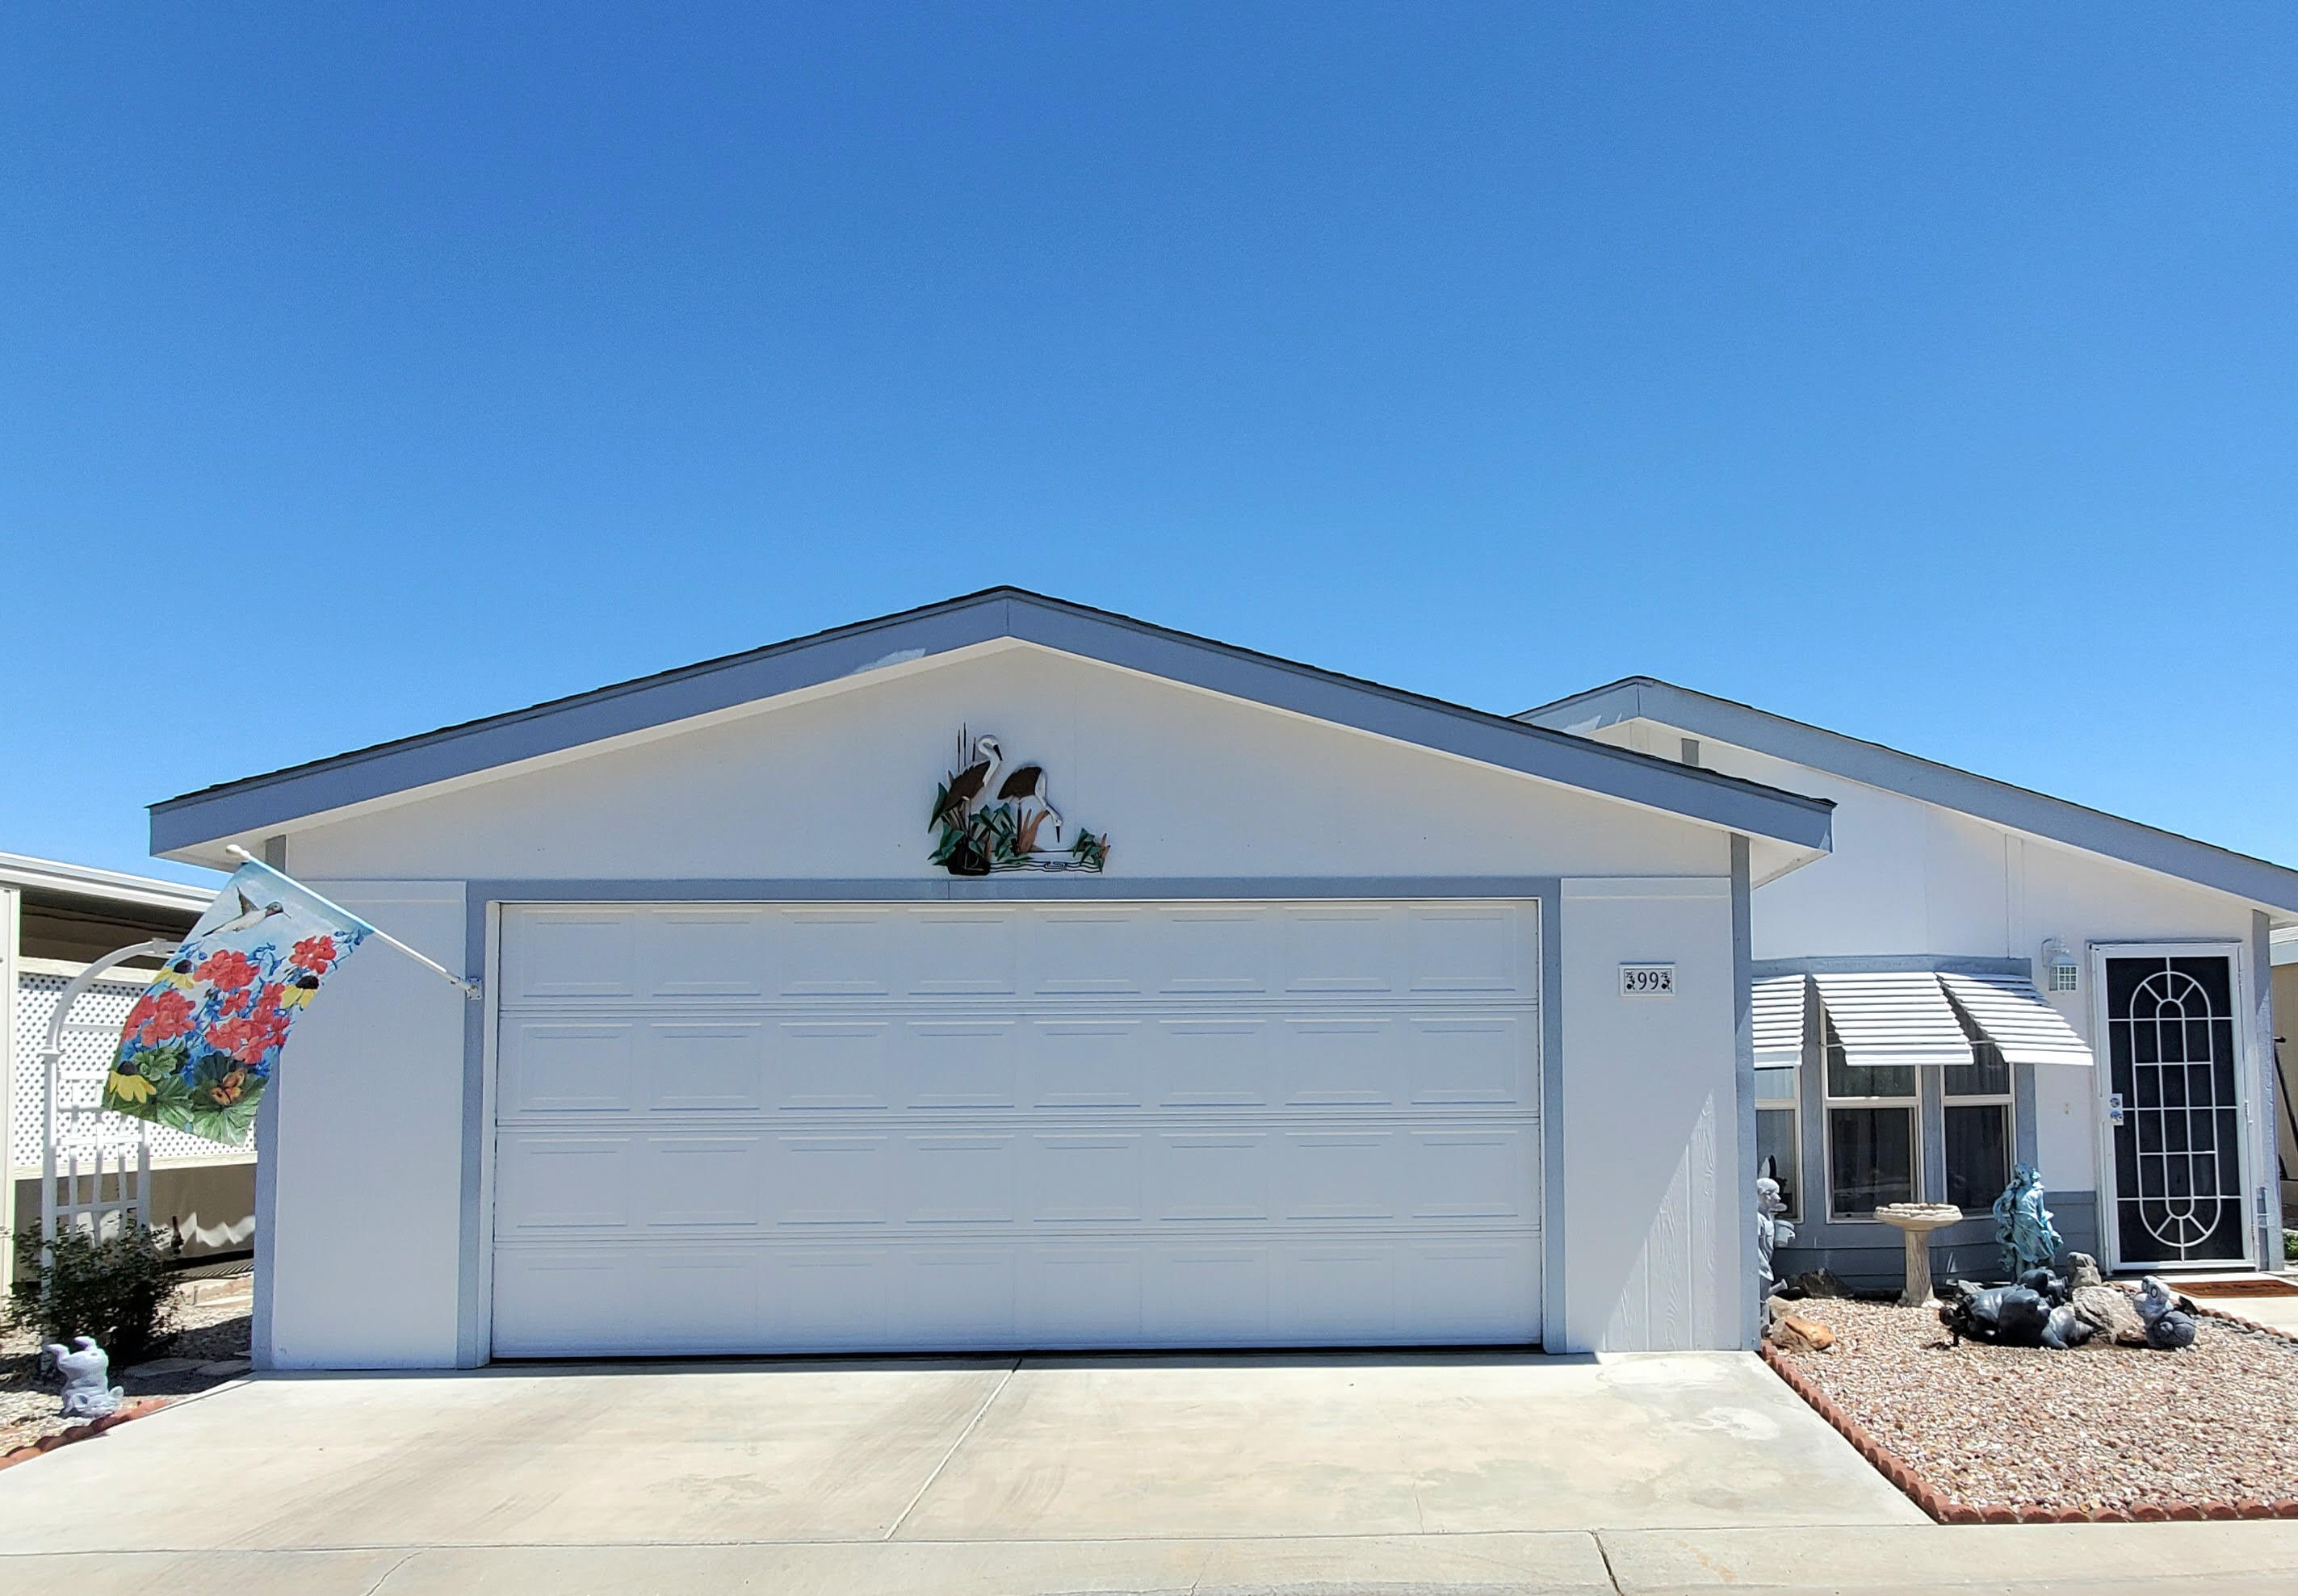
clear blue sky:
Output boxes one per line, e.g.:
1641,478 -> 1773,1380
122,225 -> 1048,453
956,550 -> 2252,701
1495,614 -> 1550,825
5,6 -> 2293,886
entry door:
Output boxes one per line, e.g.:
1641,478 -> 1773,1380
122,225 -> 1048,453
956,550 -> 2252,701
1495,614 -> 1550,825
2098,948 -> 2252,1269
489,899 -> 1542,1357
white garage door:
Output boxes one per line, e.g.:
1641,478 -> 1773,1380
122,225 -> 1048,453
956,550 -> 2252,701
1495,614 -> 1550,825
489,899 -> 1541,1356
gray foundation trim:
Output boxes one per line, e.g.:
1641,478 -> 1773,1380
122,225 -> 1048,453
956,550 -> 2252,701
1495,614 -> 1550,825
1731,836 -> 1759,1348
1535,878 -> 1565,1353
151,590 -> 1834,858
1520,677 -> 2298,916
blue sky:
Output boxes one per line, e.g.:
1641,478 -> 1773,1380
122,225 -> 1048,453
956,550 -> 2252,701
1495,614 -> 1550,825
4,6 -> 2293,886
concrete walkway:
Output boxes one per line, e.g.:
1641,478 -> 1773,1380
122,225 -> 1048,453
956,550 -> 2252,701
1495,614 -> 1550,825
2,1349 -> 2294,1594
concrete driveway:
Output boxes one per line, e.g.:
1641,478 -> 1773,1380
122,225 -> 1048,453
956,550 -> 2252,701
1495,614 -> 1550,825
6,1348 -> 2297,1594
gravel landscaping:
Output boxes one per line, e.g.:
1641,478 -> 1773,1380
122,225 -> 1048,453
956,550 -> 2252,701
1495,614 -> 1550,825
1772,1295 -> 2298,1517
2,1287 -> 253,1453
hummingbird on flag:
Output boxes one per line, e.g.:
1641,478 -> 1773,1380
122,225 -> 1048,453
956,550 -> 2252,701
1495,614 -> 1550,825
208,888 -> 287,937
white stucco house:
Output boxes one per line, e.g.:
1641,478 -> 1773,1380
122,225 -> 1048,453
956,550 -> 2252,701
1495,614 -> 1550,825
1521,681 -> 2298,1289
143,590 -> 2294,1371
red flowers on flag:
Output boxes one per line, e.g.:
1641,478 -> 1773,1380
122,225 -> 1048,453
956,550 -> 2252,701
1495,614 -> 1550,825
194,949 -> 260,991
291,935 -> 338,973
121,987 -> 196,1049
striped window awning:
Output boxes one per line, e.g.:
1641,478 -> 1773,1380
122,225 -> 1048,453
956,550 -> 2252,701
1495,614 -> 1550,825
1811,970 -> 1974,1069
1751,974 -> 1808,1067
1937,970 -> 2095,1067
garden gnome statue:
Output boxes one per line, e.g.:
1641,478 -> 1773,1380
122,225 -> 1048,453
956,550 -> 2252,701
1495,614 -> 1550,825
44,1336 -> 124,1420
1992,1164 -> 2061,1280
1755,1174 -> 1796,1295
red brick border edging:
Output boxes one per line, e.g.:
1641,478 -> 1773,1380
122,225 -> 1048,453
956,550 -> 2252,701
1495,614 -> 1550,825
0,1397 -> 169,1474
1759,1339 -> 2298,1524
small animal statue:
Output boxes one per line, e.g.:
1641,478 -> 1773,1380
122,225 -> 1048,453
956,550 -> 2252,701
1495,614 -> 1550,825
2017,1265 -> 2069,1307
1938,1280 -> 2053,1347
1992,1164 -> 2063,1280
2136,1276 -> 2198,1351
44,1336 -> 124,1420
1755,1174 -> 1796,1296
2040,1304 -> 2094,1351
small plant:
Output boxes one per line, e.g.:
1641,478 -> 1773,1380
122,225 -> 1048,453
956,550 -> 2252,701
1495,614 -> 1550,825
7,1223 -> 178,1367
2285,1227 -> 2296,1265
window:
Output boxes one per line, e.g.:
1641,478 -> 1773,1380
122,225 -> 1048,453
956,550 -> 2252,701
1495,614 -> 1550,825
1755,1064 -> 1801,1220
1942,1040 -> 2013,1211
1823,1016 -> 1918,1221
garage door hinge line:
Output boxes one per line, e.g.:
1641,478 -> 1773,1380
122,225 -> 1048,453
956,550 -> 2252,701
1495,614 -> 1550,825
883,1358 -> 1021,1540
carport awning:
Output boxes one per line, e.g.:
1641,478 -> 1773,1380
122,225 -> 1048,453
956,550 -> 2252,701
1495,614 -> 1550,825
1937,970 -> 2095,1067
1751,974 -> 1807,1067
1811,971 -> 1973,1070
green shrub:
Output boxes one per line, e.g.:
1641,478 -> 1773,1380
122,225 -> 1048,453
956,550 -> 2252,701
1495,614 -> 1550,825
7,1224 -> 178,1366
2286,1227 -> 2297,1264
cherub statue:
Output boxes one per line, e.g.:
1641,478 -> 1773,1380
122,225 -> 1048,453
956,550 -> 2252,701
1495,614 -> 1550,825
1991,1164 -> 2061,1280
44,1336 -> 124,1420
1755,1171 -> 1796,1296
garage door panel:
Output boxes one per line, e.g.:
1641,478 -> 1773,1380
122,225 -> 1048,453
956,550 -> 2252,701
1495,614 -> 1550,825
905,909 -> 1019,995
1147,1248 -> 1271,1341
776,1134 -> 891,1225
774,1020 -> 891,1108
1025,1247 -> 1145,1342
770,1250 -> 893,1346
1408,1129 -> 1531,1220
1027,907 -> 1149,995
1027,1018 -> 1146,1106
776,909 -> 895,996
1407,906 -> 1528,993
903,1133 -> 1017,1224
1280,1016 -> 1400,1105
497,1136 -> 631,1231
1407,1015 -> 1530,1104
493,899 -> 1540,1357
501,1021 -> 635,1112
1284,1129 -> 1397,1219
900,1018 -> 1018,1108
1030,1133 -> 1144,1221
1282,905 -> 1400,994
1153,1017 -> 1270,1106
639,1135 -> 762,1229
648,1022 -> 765,1110
1155,1131 -> 1270,1220
640,907 -> 770,998
504,910 -> 637,1000
1156,906 -> 1276,994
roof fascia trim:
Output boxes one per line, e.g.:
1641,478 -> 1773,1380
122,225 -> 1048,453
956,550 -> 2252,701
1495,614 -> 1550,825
152,593 -> 1835,857
1524,678 -> 2298,918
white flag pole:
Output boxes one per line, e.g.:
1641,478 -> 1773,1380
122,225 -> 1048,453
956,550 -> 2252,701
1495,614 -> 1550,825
223,845 -> 481,999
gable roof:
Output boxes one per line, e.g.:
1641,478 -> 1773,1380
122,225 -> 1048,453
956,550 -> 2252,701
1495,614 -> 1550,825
1518,676 -> 2298,918
152,589 -> 1834,864
0,850 -> 215,915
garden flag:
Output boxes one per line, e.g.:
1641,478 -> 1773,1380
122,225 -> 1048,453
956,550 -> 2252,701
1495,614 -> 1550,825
104,860 -> 375,1146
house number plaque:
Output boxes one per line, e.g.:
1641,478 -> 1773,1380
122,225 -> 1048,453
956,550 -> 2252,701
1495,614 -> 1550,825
1619,963 -> 1676,998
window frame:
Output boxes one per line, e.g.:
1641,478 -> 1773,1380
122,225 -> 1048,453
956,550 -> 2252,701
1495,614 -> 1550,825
1819,1016 -> 1923,1224
1939,1037 -> 2016,1213
1755,1067 -> 1802,1223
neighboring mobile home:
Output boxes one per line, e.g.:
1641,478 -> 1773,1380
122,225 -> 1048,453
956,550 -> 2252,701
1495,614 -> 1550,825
1,851 -> 247,1292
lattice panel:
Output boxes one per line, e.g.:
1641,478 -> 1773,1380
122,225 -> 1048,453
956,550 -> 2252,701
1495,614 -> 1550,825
10,970 -> 250,1169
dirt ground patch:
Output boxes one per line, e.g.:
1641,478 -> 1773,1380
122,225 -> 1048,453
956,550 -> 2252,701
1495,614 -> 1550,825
2,1286 -> 252,1451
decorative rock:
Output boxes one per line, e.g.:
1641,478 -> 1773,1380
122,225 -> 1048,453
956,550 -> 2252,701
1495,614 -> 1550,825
1767,1308 -> 1836,1353
195,1359 -> 252,1378
2071,1284 -> 2149,1346
44,1337 -> 124,1420
2065,1251 -> 2106,1289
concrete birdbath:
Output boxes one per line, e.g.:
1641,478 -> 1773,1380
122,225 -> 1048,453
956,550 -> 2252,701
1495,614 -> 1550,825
1874,1202 -> 1962,1308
